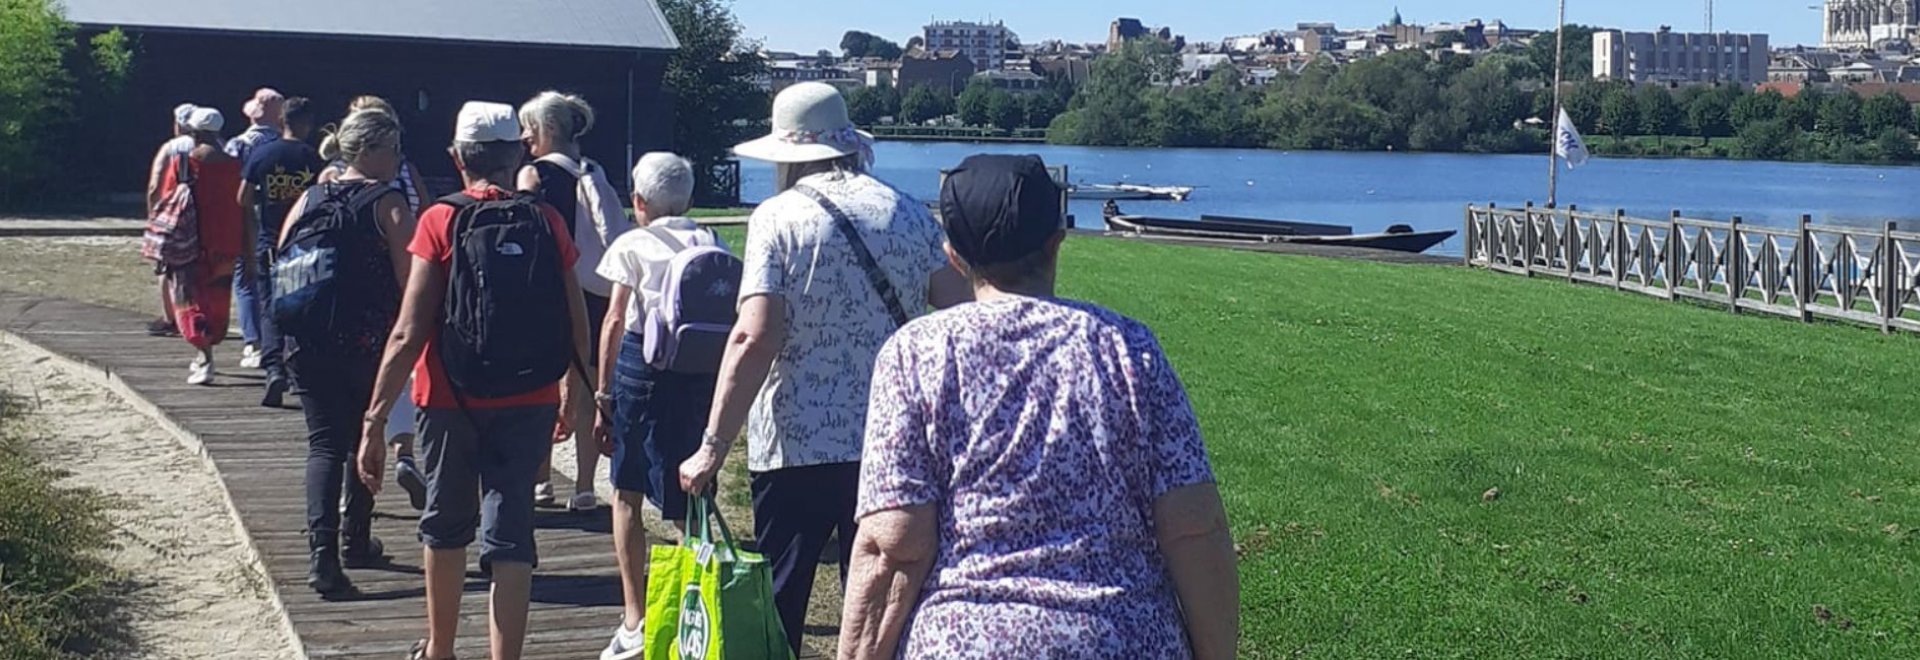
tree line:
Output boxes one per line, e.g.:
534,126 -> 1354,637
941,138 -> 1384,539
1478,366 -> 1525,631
845,78 -> 1068,132
0,0 -> 134,205
1047,34 -> 1920,165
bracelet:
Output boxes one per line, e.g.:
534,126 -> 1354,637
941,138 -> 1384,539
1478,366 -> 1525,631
594,391 -> 616,403
363,412 -> 387,425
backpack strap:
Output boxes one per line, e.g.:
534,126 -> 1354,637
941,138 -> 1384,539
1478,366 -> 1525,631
794,185 -> 911,328
642,224 -> 688,253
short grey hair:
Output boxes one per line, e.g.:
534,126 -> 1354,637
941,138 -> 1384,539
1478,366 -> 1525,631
518,91 -> 595,143
631,152 -> 695,216
324,108 -> 402,164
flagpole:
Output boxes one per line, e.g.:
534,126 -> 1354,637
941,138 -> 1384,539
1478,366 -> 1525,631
1547,0 -> 1567,207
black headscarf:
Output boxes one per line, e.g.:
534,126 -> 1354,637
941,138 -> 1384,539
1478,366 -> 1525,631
938,154 -> 1064,267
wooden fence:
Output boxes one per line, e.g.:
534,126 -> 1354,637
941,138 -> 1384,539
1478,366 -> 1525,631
1464,204 -> 1920,335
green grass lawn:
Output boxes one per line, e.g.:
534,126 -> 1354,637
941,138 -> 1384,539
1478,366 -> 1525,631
722,227 -> 1920,657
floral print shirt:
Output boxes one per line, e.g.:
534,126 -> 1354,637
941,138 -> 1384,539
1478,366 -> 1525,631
860,296 -> 1216,659
740,172 -> 948,472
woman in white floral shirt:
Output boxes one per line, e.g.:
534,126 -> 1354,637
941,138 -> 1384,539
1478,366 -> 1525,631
677,82 -> 971,653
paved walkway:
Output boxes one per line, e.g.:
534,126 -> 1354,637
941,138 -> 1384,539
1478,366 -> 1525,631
0,291 -> 644,659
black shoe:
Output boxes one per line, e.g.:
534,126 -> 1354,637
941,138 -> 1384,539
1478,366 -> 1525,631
146,318 -> 179,337
342,535 -> 388,569
308,546 -> 352,596
396,456 -> 428,511
260,377 -> 289,409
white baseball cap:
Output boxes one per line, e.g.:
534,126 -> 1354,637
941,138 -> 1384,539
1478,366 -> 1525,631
187,107 -> 225,132
173,103 -> 198,127
454,101 -> 520,143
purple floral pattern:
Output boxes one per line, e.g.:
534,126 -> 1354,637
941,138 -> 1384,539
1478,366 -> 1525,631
860,296 -> 1216,659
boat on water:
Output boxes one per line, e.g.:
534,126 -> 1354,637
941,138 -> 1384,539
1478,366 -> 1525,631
1069,183 -> 1195,202
1107,214 -> 1457,254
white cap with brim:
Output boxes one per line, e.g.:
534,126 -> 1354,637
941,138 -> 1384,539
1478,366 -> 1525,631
187,107 -> 225,133
174,103 -> 198,127
455,101 -> 521,143
732,82 -> 874,164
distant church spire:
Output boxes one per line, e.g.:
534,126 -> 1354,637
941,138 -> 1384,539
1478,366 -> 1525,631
1392,7 -> 1404,26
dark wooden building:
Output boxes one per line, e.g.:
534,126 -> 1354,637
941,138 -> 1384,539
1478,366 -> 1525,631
66,0 -> 679,197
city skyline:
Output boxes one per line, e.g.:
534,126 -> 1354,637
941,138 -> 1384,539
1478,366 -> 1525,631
731,0 -> 1826,53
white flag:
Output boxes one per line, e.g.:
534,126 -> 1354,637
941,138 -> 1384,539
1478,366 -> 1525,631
1555,108 -> 1591,169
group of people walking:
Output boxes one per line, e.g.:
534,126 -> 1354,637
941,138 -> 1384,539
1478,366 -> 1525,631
141,81 -> 1239,660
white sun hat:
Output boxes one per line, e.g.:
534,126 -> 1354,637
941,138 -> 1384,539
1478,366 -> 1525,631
732,82 -> 874,165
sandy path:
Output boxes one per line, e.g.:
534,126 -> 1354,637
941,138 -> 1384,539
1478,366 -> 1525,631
0,337 -> 299,660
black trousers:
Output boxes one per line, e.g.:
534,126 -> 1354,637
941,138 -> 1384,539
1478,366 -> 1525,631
751,462 -> 860,653
295,353 -> 378,550
254,243 -> 286,381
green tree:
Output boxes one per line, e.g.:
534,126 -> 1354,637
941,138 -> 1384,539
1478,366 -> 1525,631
1781,88 -> 1823,132
1562,81 -> 1610,134
1061,40 -> 1160,145
1730,89 -> 1783,130
1734,119 -> 1798,160
1819,91 -> 1864,138
1528,25 -> 1599,81
986,89 -> 1021,132
1443,55 -> 1532,143
1022,90 -> 1065,129
1635,86 -> 1682,137
1862,92 -> 1912,135
1256,94 -> 1393,151
1876,128 -> 1916,161
0,0 -> 73,202
956,78 -> 994,126
1685,90 -> 1733,140
1599,87 -> 1638,139
659,0 -> 767,177
898,84 -> 949,124
840,30 -> 902,60
844,85 -> 899,125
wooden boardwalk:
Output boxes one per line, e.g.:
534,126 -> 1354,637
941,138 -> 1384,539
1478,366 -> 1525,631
0,290 -> 634,660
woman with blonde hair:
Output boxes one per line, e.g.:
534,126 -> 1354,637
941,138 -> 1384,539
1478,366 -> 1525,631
317,95 -> 433,513
517,90 -> 634,512
275,107 -> 417,596
319,95 -> 430,214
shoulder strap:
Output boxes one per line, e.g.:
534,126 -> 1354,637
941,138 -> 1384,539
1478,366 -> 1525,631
435,192 -> 478,210
794,185 -> 910,328
536,153 -> 587,177
642,224 -> 687,253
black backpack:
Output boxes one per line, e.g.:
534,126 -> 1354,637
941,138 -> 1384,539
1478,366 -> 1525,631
271,181 -> 399,356
436,192 -> 575,399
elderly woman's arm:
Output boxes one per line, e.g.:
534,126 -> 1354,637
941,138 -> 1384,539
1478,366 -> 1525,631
1155,482 -> 1239,660
839,504 -> 938,660
679,294 -> 788,493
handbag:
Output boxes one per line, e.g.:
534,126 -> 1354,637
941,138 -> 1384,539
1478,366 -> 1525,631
793,185 -> 911,328
643,494 -> 792,660
142,152 -> 201,269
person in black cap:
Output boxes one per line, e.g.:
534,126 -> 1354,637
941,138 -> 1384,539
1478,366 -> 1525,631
838,154 -> 1241,660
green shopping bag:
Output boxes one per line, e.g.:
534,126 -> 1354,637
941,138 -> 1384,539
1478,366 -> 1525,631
643,494 -> 793,660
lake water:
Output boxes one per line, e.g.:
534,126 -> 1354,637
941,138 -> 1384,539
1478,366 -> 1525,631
739,142 -> 1920,257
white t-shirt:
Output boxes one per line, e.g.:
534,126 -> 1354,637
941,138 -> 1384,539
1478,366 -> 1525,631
738,171 -> 949,472
595,216 -> 730,335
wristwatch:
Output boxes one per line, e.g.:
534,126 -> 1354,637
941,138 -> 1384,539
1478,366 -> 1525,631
594,391 -> 616,404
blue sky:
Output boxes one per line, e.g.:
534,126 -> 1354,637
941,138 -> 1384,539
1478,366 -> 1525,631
730,0 -> 1825,53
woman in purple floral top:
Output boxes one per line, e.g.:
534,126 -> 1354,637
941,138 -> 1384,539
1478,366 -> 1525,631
840,155 -> 1240,660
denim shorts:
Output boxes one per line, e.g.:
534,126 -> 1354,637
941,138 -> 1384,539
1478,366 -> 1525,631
611,332 -> 717,520
416,404 -> 556,569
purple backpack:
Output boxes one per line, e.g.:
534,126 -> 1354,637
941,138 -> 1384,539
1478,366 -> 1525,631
641,225 -> 741,374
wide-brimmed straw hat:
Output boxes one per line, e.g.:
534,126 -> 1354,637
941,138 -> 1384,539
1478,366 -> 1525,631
733,82 -> 874,165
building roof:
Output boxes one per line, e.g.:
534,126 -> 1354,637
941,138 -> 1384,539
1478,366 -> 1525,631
61,0 -> 679,51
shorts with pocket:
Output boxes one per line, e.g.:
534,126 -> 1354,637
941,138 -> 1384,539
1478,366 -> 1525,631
416,404 -> 556,569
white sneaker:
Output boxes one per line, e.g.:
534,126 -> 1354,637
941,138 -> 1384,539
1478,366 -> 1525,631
599,620 -> 645,660
239,344 -> 263,369
534,482 -> 556,507
187,358 -> 214,386
569,492 -> 599,512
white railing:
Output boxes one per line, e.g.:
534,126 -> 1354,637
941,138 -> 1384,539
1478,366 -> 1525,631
1465,204 -> 1920,335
